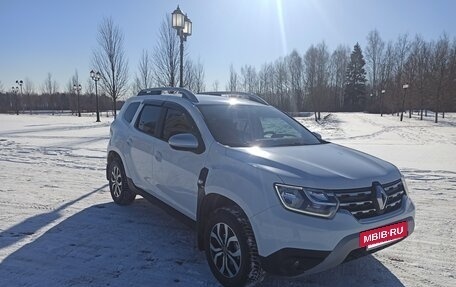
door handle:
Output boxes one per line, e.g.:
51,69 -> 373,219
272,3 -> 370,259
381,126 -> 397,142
126,138 -> 133,146
155,151 -> 162,162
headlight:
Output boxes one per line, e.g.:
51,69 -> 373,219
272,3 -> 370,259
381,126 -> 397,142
401,174 -> 410,197
274,184 -> 339,218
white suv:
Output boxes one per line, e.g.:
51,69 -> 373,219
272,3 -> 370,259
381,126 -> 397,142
106,87 -> 415,286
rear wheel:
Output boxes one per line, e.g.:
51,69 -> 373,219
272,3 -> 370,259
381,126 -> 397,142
204,206 -> 264,287
108,157 -> 136,205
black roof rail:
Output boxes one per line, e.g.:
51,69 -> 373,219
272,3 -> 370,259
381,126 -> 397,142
198,91 -> 268,105
137,87 -> 198,103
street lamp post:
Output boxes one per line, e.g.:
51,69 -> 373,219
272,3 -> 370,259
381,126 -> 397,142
73,83 -> 82,117
171,6 -> 192,88
400,84 -> 409,122
380,90 -> 385,117
12,86 -> 19,115
90,70 -> 101,122
16,80 -> 24,114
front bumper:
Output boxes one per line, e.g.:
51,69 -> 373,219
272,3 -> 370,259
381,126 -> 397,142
251,196 -> 415,276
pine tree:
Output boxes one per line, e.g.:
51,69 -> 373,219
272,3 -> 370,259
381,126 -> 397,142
344,43 -> 367,111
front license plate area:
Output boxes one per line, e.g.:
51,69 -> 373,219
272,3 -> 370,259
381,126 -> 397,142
359,221 -> 408,249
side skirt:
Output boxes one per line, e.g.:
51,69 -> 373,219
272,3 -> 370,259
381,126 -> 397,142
126,177 -> 196,230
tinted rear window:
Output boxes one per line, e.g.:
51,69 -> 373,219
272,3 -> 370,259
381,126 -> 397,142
136,105 -> 162,136
123,102 -> 140,123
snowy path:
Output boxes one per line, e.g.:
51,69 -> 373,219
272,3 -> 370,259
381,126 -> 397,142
0,113 -> 455,286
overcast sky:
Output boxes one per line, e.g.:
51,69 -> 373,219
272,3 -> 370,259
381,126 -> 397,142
1,0 -> 455,94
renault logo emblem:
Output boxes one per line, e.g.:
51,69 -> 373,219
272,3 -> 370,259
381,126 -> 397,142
372,182 -> 388,212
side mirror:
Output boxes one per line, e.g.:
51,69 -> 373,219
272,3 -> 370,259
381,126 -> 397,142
312,132 -> 322,140
168,133 -> 199,151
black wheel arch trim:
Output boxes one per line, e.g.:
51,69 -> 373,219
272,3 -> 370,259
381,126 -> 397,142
197,167 -> 209,250
195,167 -> 251,251
107,150 -> 121,181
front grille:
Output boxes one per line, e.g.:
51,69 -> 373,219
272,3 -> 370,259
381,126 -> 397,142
334,179 -> 405,220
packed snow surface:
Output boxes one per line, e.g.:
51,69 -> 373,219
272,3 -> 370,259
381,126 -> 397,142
0,112 -> 455,286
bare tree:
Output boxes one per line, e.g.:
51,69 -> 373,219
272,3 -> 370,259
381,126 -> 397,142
24,78 -> 35,95
258,63 -> 275,104
42,73 -> 58,94
286,50 -> 303,111
227,64 -> 238,91
377,41 -> 396,113
443,40 -> 456,118
366,30 -> 385,95
430,34 -> 450,123
394,34 -> 411,116
64,70 -> 80,113
184,59 -> 196,91
183,58 -> 205,92
330,45 -> 350,110
194,58 -> 206,92
152,17 -> 180,87
405,36 -> 430,119
441,38 -> 456,118
315,42 -> 330,119
41,73 -> 59,111
134,49 -> 154,93
273,58 -> 289,110
85,77 -> 94,95
212,80 -> 219,91
240,65 -> 257,93
304,45 -> 318,119
0,80 -> 3,93
65,70 -> 80,93
92,17 -> 129,118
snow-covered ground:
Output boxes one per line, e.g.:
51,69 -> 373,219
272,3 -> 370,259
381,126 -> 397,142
0,112 -> 455,287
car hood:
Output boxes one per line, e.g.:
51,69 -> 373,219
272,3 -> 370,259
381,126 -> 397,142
226,143 -> 400,189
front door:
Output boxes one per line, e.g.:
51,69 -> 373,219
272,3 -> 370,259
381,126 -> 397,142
152,105 -> 206,220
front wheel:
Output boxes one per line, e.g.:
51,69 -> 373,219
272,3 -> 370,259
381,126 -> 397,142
108,157 -> 136,205
204,206 -> 264,287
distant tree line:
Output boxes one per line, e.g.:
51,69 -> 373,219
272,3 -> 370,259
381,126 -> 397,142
0,88 -> 118,116
226,31 -> 456,122
2,23 -> 456,124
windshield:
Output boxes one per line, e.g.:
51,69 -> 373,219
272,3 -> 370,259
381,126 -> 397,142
198,104 -> 321,147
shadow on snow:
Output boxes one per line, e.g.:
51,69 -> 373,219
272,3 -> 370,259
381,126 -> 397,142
0,188 -> 405,287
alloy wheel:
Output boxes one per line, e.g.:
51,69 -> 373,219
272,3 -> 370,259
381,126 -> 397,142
111,165 -> 122,198
209,222 -> 242,278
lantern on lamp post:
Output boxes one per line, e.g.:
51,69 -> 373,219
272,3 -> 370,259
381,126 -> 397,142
90,70 -> 101,122
380,90 -> 385,117
400,84 -> 409,122
73,84 -> 82,117
171,6 -> 192,88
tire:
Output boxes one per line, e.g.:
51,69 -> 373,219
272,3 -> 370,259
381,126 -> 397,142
204,206 -> 264,287
108,157 -> 136,205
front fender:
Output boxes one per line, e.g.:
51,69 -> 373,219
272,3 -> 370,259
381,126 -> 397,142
204,160 -> 282,219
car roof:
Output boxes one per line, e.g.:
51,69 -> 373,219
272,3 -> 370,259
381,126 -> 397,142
128,94 -> 267,107
195,94 -> 266,106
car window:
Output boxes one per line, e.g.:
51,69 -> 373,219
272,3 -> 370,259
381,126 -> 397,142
162,108 -> 196,141
198,104 -> 321,147
123,102 -> 140,123
260,117 -> 301,138
136,105 -> 162,136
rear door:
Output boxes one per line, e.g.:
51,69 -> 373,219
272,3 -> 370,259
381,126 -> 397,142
152,103 -> 207,219
128,102 -> 164,191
